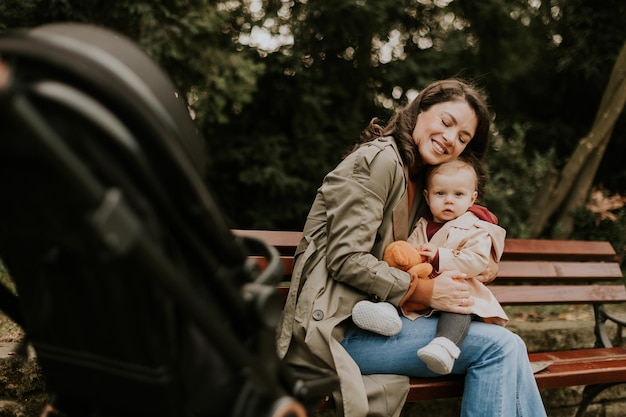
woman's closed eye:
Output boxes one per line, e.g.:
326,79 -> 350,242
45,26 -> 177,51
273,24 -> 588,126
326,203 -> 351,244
442,118 -> 468,145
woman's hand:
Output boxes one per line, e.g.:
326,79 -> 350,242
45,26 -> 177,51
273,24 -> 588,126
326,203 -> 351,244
400,270 -> 473,315
430,270 -> 473,314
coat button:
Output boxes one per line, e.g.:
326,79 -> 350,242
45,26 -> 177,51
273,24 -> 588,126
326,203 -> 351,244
312,309 -> 324,321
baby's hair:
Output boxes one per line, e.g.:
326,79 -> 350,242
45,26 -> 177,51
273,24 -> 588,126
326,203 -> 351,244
425,156 -> 487,201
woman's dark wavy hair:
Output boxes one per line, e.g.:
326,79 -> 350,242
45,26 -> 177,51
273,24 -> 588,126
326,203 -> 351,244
358,78 -> 491,168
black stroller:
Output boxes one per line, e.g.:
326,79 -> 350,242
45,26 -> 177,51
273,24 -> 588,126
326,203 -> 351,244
0,23 -> 336,417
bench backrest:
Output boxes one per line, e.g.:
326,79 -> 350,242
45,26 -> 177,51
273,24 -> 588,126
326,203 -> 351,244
233,230 -> 626,306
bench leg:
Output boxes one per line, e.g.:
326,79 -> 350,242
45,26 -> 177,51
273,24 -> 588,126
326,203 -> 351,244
575,383 -> 619,417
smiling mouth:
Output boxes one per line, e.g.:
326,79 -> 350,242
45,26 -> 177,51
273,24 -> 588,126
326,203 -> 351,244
433,140 -> 446,154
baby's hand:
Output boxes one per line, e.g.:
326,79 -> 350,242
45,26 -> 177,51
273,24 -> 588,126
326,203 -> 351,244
475,259 -> 499,283
418,243 -> 437,261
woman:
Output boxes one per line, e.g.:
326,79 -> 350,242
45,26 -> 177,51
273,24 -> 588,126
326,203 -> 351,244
276,78 -> 547,417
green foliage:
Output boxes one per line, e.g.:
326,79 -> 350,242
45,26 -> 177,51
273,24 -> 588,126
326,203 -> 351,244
0,0 -> 38,30
571,207 -> 626,266
2,0 -> 625,238
486,0 -> 626,176
0,0 -> 263,135
483,124 -> 556,238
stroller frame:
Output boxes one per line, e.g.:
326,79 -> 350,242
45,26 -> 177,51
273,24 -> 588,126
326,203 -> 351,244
0,23 -> 335,417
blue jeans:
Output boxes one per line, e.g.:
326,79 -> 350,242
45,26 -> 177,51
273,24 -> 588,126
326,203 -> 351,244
341,316 -> 547,417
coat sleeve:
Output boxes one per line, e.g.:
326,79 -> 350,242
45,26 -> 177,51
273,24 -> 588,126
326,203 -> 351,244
436,220 -> 507,277
436,227 -> 492,277
320,143 -> 410,305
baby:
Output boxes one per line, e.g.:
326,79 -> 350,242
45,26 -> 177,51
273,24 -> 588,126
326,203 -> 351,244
352,157 -> 508,375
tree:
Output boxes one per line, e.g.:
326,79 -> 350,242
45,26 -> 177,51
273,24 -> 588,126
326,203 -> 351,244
3,0 -> 626,237
205,0 -> 529,229
0,0 -> 264,138
526,40 -> 626,238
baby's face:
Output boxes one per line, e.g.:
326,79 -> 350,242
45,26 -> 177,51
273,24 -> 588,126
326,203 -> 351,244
424,171 -> 477,223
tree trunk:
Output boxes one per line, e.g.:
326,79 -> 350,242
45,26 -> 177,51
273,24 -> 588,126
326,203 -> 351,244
526,40 -> 626,238
551,127 -> 613,238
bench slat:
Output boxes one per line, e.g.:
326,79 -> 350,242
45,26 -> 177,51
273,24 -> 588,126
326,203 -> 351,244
531,347 -> 626,389
395,347 -> 626,402
503,239 -> 618,262
497,261 -> 623,281
490,284 -> 626,305
251,257 -> 624,283
275,285 -> 626,306
233,230 -> 619,262
233,229 -> 301,255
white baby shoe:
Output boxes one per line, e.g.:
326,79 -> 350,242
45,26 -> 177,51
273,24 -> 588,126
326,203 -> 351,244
352,300 -> 402,336
417,336 -> 461,375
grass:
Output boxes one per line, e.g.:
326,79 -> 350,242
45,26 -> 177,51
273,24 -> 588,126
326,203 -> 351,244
505,302 -> 626,323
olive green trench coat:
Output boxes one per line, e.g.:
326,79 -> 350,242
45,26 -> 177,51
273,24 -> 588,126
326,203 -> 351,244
277,137 -> 427,417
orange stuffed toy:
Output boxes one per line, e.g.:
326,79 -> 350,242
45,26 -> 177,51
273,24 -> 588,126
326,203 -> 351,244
351,240 -> 436,336
384,240 -> 433,312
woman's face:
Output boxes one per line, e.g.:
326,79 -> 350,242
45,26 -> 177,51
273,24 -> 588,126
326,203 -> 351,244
412,100 -> 478,166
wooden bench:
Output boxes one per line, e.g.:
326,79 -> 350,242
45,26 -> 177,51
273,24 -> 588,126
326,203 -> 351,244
233,229 -> 626,416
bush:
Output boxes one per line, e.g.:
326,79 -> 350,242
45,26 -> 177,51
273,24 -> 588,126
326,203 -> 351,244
483,123 -> 557,238
570,191 -> 626,267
